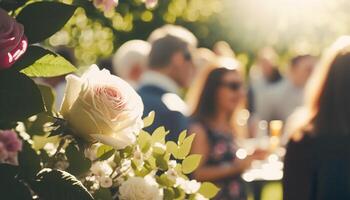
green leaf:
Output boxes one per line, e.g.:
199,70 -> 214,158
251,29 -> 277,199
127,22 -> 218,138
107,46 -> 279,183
151,126 -> 169,144
143,111 -> 155,128
94,188 -> 113,200
166,141 -> 178,155
0,70 -> 44,122
120,146 -> 134,158
0,164 -> 32,200
176,134 -> 195,159
178,130 -> 187,145
134,167 -> 151,177
18,46 -> 76,77
66,143 -> 91,176
114,152 -> 122,165
97,145 -> 114,158
18,140 -> 41,179
0,0 -> 27,11
31,168 -> 94,200
16,2 -> 77,44
145,157 -> 156,169
182,154 -> 201,174
156,174 -> 175,188
198,182 -> 220,199
154,153 -> 169,171
163,188 -> 175,200
173,187 -> 186,200
137,130 -> 152,153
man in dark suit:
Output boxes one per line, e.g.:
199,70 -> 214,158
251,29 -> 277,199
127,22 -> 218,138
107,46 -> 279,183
138,35 -> 195,142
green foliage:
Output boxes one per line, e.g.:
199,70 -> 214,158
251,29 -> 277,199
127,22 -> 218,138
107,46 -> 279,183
156,174 -> 175,187
151,126 -> 169,144
16,1 -> 77,44
94,188 -> 113,200
143,110 -> 155,128
166,132 -> 195,159
38,84 -> 56,114
0,70 -> 44,123
96,145 -> 115,161
31,168 -> 93,200
154,152 -> 170,171
18,46 -> 76,77
182,154 -> 201,174
66,143 -> 91,176
164,188 -> 176,200
18,141 -> 41,179
137,130 -> 152,153
0,0 -> 27,11
198,182 -> 220,198
0,164 -> 32,200
46,0 -> 222,65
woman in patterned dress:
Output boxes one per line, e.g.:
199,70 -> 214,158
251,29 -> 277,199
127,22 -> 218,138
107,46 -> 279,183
190,67 -> 264,200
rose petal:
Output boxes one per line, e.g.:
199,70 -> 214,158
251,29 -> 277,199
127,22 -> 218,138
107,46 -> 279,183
90,131 -> 136,150
60,75 -> 82,116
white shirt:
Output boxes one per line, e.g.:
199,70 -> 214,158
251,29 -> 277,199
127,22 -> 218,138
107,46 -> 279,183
139,70 -> 188,115
139,70 -> 179,94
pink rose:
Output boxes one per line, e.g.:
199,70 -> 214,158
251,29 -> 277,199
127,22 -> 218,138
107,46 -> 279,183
60,65 -> 144,149
0,130 -> 22,152
0,130 -> 22,165
0,8 -> 27,69
0,143 -> 9,162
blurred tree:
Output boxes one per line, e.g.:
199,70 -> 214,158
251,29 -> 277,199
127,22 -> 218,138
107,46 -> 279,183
47,0 -> 350,67
47,0 -> 222,65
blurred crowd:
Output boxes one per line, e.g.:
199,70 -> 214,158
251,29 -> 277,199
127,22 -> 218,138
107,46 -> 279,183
46,25 -> 350,200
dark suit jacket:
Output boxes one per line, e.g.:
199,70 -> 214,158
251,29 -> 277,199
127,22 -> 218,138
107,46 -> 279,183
283,133 -> 350,200
138,85 -> 188,142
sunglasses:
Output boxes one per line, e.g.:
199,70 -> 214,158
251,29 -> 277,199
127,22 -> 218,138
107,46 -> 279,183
220,81 -> 242,91
183,50 -> 192,61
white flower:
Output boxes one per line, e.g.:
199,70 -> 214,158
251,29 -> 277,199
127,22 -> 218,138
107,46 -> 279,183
165,168 -> 177,182
91,161 -> 113,177
120,159 -> 132,173
168,160 -> 177,168
132,146 -> 144,168
60,64 -> 144,149
176,178 -> 201,194
119,177 -> 162,200
99,176 -> 113,188
195,193 -> 208,200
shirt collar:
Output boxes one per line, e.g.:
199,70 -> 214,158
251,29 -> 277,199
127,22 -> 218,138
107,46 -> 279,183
139,70 -> 179,94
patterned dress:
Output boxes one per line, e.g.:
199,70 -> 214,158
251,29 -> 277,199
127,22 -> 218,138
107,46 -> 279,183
200,122 -> 247,200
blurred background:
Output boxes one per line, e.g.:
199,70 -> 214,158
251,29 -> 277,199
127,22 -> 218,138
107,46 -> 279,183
42,1 -> 350,199
48,0 -> 350,67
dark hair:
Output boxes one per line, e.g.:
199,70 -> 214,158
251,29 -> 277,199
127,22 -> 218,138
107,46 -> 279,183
192,67 -> 236,121
305,48 -> 350,135
148,35 -> 189,68
290,54 -> 314,68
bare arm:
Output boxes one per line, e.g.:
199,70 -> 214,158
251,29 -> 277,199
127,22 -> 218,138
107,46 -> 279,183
190,123 -> 252,182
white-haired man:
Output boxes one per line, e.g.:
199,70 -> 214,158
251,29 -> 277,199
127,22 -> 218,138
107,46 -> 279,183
112,40 -> 151,88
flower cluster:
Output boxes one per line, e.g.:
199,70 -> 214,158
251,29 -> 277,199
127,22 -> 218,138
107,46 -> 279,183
0,130 -> 22,165
38,65 -> 219,199
1,1 -> 218,200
